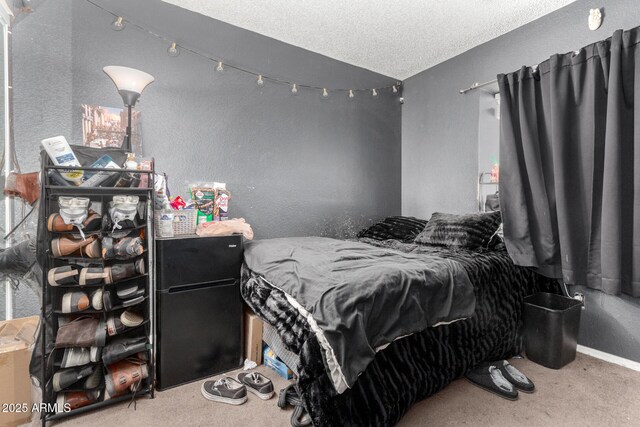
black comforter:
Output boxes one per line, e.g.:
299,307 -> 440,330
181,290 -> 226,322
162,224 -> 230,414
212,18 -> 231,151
243,237 -> 475,392
241,238 -> 558,426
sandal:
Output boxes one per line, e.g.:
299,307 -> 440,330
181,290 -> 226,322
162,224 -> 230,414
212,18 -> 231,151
277,383 -> 312,427
496,360 -> 535,393
464,364 -> 518,400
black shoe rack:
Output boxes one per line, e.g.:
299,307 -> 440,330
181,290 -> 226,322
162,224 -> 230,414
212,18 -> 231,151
39,152 -> 156,425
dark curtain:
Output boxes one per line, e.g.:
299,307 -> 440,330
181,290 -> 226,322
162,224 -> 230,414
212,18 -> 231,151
498,27 -> 640,297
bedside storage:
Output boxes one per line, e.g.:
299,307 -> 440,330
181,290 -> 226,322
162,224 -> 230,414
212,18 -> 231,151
155,234 -> 243,390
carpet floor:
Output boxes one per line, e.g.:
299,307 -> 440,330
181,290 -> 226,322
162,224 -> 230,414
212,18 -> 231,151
47,353 -> 639,427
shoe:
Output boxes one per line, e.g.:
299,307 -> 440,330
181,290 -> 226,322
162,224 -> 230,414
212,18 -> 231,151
61,291 -> 90,313
56,391 -> 99,412
237,372 -> 274,400
102,288 -> 144,312
108,195 -> 140,232
120,308 -> 144,328
48,265 -> 81,287
51,235 -> 98,258
201,377 -> 247,405
115,282 -> 145,299
79,258 -> 145,286
57,197 -> 90,227
496,360 -> 535,393
60,347 -> 101,368
102,236 -> 144,260
55,318 -> 106,349
90,289 -> 103,310
79,267 -> 110,286
106,313 -> 127,336
102,336 -> 149,365
464,364 -> 518,400
48,210 -> 102,233
105,358 -> 148,397
4,171 -> 40,205
110,258 -> 145,282
52,365 -> 95,392
83,366 -> 103,389
76,239 -> 102,258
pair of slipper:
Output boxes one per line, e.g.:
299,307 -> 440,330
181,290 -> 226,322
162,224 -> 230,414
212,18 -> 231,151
464,359 -> 534,400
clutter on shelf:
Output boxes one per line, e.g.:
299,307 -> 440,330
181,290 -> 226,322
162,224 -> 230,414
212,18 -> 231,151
155,180 -> 253,239
41,136 -> 153,190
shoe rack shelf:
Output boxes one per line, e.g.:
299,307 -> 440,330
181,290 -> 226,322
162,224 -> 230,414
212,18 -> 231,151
39,153 -> 156,425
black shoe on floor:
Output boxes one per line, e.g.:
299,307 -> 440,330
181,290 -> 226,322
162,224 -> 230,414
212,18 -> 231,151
496,360 -> 535,393
464,364 -> 518,400
237,371 -> 275,400
201,377 -> 247,405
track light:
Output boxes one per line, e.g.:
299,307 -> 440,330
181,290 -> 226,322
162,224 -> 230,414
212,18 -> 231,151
111,16 -> 125,31
291,84 -> 298,95
256,75 -> 264,86
167,42 -> 179,57
372,89 -> 378,97
348,90 -> 355,99
322,88 -> 329,98
216,61 -> 224,72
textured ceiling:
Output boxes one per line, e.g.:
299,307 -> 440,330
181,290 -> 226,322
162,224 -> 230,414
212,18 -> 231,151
161,0 -> 577,79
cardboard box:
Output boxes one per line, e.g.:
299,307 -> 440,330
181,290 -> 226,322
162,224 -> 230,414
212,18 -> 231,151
0,316 -> 39,427
243,312 -> 263,364
263,345 -> 294,380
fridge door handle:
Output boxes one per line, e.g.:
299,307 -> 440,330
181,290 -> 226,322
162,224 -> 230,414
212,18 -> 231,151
166,279 -> 237,294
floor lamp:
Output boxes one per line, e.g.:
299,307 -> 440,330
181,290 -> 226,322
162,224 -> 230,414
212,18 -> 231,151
103,66 -> 155,152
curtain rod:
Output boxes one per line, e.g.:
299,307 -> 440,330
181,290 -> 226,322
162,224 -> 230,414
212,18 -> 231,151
459,78 -> 498,94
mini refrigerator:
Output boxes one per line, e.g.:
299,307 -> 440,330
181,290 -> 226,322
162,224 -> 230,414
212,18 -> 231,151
155,234 -> 244,390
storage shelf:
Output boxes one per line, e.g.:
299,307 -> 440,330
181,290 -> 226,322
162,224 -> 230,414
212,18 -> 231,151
48,223 -> 147,237
40,151 -> 155,426
45,185 -> 152,196
50,249 -> 148,263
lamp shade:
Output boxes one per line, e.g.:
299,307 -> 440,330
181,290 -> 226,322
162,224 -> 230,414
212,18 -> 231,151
103,65 -> 155,106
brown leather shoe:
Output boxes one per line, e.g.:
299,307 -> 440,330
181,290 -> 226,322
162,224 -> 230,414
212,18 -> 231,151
105,359 -> 148,396
47,210 -> 102,233
56,391 -> 99,412
55,317 -> 107,348
4,171 -> 40,205
51,235 -> 98,257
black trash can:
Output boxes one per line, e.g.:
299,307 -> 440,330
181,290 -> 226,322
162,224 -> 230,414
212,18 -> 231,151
523,292 -> 583,369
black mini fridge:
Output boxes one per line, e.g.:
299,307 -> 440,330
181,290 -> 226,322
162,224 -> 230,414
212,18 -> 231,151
155,234 -> 244,390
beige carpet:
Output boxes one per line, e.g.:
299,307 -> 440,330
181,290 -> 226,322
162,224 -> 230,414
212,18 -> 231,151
47,353 -> 639,427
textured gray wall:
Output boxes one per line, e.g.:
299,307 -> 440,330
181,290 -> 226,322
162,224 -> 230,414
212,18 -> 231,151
15,0 -> 401,240
402,0 -> 640,362
7,0 -> 401,318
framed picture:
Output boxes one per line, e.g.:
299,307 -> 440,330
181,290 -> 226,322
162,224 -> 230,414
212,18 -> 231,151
81,104 -> 142,152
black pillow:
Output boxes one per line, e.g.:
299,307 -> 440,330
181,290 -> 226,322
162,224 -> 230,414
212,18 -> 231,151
413,211 -> 502,250
357,216 -> 428,242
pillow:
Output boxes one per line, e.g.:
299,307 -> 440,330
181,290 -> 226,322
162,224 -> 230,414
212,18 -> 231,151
357,216 -> 428,242
413,211 -> 502,250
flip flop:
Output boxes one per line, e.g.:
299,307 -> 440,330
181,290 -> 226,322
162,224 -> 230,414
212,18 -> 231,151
464,365 -> 518,400
496,360 -> 535,393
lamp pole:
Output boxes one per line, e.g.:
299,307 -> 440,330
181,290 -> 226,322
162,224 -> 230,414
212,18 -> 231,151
125,104 -> 132,152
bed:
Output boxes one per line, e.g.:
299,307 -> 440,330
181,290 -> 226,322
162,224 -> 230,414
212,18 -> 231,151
241,217 -> 558,426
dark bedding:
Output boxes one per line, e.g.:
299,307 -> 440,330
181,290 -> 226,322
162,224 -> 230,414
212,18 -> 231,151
243,237 -> 475,392
241,238 -> 558,426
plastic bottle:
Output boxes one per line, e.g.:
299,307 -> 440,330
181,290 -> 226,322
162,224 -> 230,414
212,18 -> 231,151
41,136 -> 83,184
